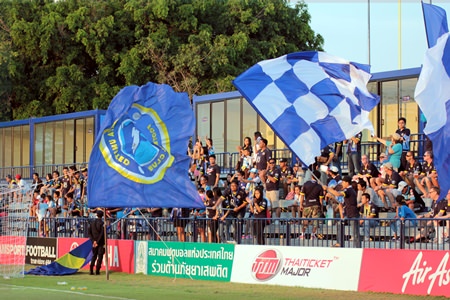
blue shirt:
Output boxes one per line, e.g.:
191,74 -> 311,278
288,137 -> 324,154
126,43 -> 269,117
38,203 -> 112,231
398,205 -> 417,226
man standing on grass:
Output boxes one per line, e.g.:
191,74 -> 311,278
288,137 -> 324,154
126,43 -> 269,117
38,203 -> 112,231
89,210 -> 105,275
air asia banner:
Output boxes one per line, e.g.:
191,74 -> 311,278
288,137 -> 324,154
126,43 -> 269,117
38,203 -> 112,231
231,245 -> 362,291
25,237 -> 57,265
147,241 -> 234,281
358,249 -> 450,297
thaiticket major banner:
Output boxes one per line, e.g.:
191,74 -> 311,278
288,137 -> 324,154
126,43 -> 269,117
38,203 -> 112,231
88,82 -> 204,208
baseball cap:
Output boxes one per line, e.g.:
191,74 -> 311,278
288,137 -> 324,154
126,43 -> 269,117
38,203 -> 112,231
249,168 -> 258,174
383,162 -> 393,170
329,166 -> 339,173
397,181 -> 408,192
81,167 -> 88,173
279,158 -> 287,163
15,174 -> 21,180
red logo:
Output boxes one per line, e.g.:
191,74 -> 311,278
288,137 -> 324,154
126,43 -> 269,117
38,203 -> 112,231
70,242 -> 79,251
252,249 -> 282,281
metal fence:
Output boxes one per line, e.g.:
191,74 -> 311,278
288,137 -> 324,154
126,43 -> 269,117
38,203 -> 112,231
14,215 -> 448,250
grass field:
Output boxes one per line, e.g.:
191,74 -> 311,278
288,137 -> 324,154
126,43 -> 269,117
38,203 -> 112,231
0,270 -> 447,300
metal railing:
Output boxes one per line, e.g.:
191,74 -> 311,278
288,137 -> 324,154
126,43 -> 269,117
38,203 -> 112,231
7,215 -> 447,250
0,162 -> 88,182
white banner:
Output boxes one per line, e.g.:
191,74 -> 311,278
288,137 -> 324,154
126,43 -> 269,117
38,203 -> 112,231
134,241 -> 148,274
231,245 -> 363,291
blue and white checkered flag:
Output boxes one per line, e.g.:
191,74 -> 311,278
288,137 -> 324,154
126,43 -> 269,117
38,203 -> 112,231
233,51 -> 379,166
415,31 -> 450,201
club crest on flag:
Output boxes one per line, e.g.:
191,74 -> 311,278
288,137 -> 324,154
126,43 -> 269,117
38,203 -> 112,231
99,103 -> 174,184
88,82 -> 204,208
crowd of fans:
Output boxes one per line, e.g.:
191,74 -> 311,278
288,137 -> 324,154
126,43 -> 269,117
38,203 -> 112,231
1,117 -> 450,246
2,166 -> 88,237
184,118 -> 450,246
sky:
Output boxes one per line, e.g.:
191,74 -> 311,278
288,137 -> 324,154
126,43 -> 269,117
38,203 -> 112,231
303,0 -> 450,73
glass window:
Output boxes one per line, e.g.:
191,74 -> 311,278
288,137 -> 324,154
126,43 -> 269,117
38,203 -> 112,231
197,103 -> 211,139
75,119 -> 85,163
226,98 -> 241,153
258,116 -> 275,149
54,121 -> 64,164
275,136 -> 286,150
242,100 -> 257,147
22,125 -> 30,167
13,126 -> 21,166
44,122 -> 54,165
399,78 -> 418,134
4,128 -> 12,167
381,81 -> 399,138
65,120 -> 75,164
35,123 -> 44,165
211,102 -> 224,153
86,117 -> 95,162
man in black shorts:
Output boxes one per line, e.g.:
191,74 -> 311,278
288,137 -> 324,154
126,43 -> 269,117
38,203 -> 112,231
299,170 -> 324,240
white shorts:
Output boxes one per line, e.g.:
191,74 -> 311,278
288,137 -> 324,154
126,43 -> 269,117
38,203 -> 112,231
37,213 -> 46,222
266,190 -> 280,209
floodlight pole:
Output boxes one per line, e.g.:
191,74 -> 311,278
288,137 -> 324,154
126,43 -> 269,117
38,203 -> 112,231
368,0 -> 371,65
398,0 -> 402,69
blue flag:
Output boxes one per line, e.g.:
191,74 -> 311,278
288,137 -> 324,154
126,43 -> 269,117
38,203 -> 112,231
415,32 -> 450,200
26,240 -> 93,276
88,82 -> 203,208
233,51 -> 379,166
422,2 -> 449,48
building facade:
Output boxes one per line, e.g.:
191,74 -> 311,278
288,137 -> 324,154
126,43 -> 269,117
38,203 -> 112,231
0,67 -> 424,179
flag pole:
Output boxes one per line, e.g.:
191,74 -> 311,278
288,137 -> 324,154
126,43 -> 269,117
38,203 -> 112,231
421,1 -> 431,48
103,207 -> 109,280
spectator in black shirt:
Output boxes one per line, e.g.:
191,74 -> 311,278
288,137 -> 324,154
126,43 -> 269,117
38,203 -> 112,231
325,176 -> 360,248
89,210 -> 105,275
395,117 -> 411,171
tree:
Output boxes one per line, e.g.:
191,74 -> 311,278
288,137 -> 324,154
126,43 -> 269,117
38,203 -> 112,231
0,0 -> 323,120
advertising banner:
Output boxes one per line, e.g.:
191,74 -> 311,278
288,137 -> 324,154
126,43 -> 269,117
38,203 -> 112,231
25,237 -> 57,265
135,241 -> 148,274
0,236 -> 26,265
231,245 -> 363,291
147,241 -> 234,281
358,249 -> 450,297
58,237 -> 135,274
